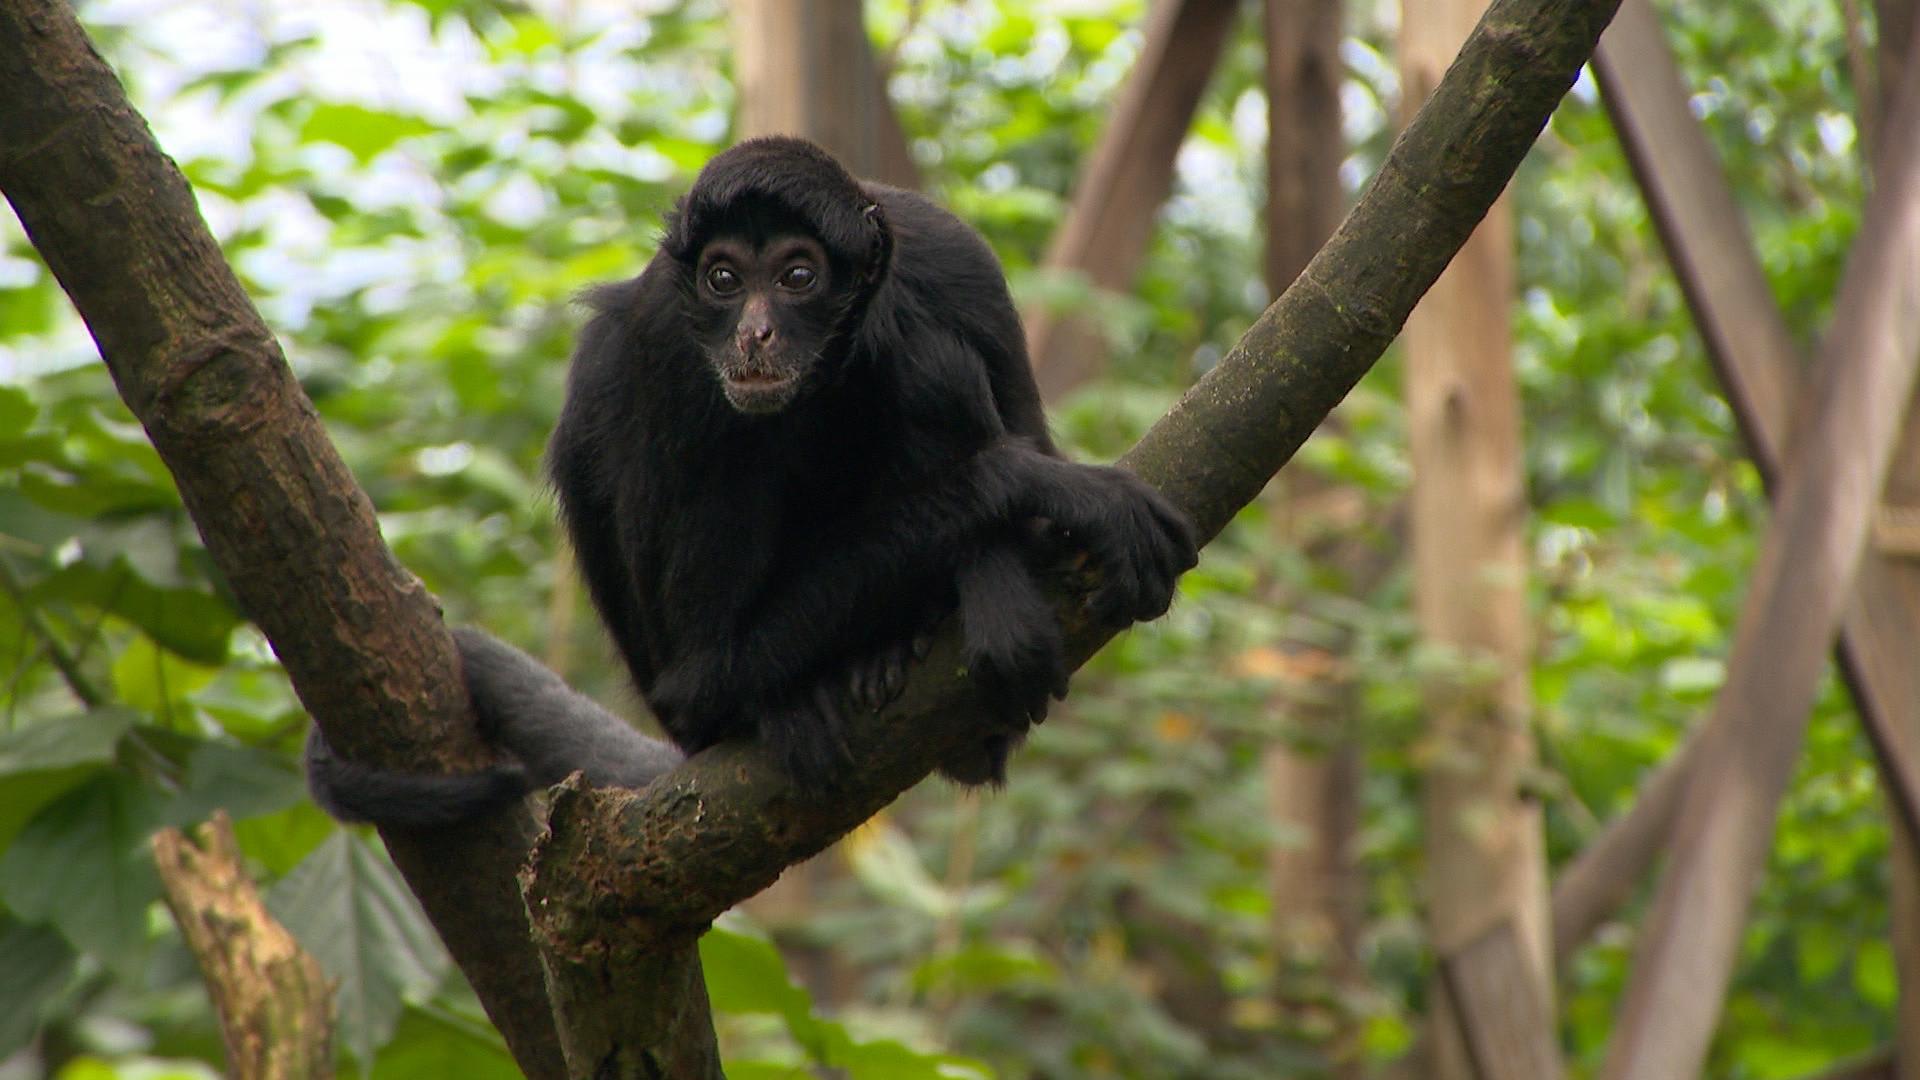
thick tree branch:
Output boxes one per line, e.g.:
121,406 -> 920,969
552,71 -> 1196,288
0,2 -> 568,1073
518,0 -> 1622,1033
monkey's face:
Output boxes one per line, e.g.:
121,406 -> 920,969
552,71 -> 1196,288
692,232 -> 842,415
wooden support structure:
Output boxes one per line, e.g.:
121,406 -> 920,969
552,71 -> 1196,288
1597,18 -> 1920,1074
1548,733 -> 1692,963
1399,0 -> 1554,1074
1264,0 -> 1344,294
1260,3 -> 1364,1071
1438,921 -> 1566,1080
731,0 -> 917,187
1551,0 -> 1920,1014
1026,0 -> 1239,399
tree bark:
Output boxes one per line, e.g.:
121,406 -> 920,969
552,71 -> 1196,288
1398,0 -> 1553,1073
731,0 -> 917,188
1261,1 -> 1364,1069
1438,920 -> 1565,1080
0,3 -> 567,1073
153,813 -> 335,1080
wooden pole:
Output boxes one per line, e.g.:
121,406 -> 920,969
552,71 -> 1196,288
1599,32 -> 1920,1077
1399,0 -> 1555,1072
1026,0 -> 1239,399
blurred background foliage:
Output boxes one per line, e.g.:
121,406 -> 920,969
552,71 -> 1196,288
0,0 -> 1890,1076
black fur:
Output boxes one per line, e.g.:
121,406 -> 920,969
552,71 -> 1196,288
305,136 -> 1196,822
305,629 -> 684,827
553,136 -> 1194,786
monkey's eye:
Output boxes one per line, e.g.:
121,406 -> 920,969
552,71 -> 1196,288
777,265 -> 818,291
705,266 -> 742,295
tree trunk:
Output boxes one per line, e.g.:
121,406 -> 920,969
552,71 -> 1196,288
1260,0 -> 1365,1070
731,0 -> 917,187
1026,0 -> 1238,399
1399,0 -> 1555,1074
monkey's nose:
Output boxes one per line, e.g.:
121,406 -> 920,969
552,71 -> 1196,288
739,320 -> 774,346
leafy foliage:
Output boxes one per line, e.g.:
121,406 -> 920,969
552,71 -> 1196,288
0,0 -> 1898,1077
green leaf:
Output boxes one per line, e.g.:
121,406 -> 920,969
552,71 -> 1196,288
299,104 -> 436,166
0,772 -> 163,970
230,803 -> 336,877
0,384 -> 33,434
1793,921 -> 1844,983
369,1004 -> 520,1080
111,635 -> 219,711
160,741 -> 307,826
36,561 -> 238,664
700,925 -> 816,1030
0,708 -> 137,850
267,832 -> 452,1064
0,707 -> 134,776
0,916 -> 77,1057
1854,939 -> 1897,1008
701,925 -> 989,1079
17,464 -> 176,517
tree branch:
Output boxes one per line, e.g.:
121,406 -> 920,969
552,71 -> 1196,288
153,812 -> 335,1080
0,2 -> 567,1073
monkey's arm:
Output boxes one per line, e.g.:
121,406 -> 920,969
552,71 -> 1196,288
305,628 -> 682,827
649,341 -> 1194,738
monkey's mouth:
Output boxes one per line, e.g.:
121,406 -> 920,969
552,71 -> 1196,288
720,368 -> 802,414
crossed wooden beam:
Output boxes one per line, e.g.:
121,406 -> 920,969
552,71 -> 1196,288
1047,2 -> 1920,1075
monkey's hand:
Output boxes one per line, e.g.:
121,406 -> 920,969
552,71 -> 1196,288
977,441 -> 1196,627
1021,467 -> 1197,626
842,631 -> 934,714
958,542 -> 1068,728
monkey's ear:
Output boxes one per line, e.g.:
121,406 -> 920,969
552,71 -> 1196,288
660,197 -> 695,263
857,201 -> 893,293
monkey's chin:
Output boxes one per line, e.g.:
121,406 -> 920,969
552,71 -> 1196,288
721,371 -> 802,415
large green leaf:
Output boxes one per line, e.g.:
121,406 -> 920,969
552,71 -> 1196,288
368,1004 -> 520,1080
703,924 -> 991,1079
266,832 -> 451,1064
0,772 -> 163,970
0,707 -> 136,848
299,104 -> 437,165
0,916 -> 77,1057
35,561 -> 237,664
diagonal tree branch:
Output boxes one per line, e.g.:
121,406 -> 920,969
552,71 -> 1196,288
1553,0 -> 1920,966
0,1 -> 568,1072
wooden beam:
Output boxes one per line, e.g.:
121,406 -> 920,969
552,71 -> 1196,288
1552,0 -> 1920,967
1593,0 -> 1801,478
1598,25 -> 1920,1076
731,0 -> 918,188
1548,733 -> 1692,964
1439,920 -> 1566,1080
1265,0 -> 1345,295
1260,5 -> 1361,1067
1400,0 -> 1554,1074
1026,0 -> 1239,399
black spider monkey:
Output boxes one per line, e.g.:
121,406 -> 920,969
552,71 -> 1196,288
307,136 -> 1196,825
